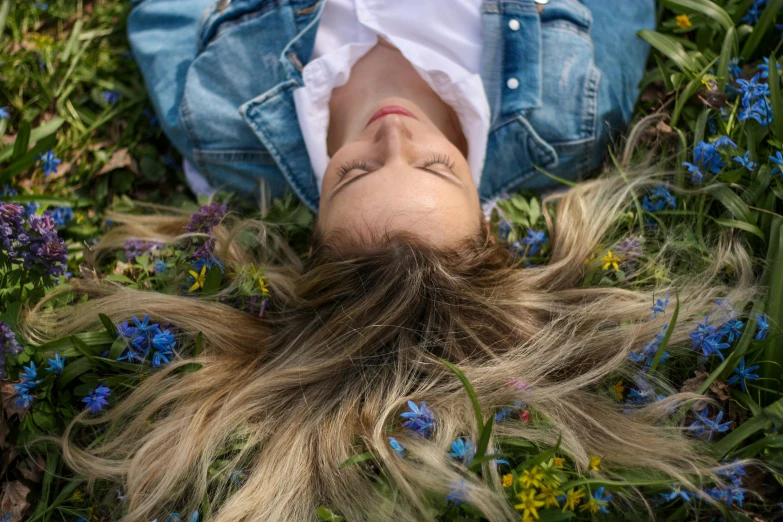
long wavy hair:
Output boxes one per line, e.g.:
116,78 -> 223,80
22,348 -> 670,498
24,164 -> 756,521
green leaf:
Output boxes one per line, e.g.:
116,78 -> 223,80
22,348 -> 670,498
769,54 -> 783,140
662,0 -> 733,31
202,264 -> 224,295
740,0 -> 783,59
108,337 -> 127,360
10,121 -> 30,162
713,398 -> 783,457
338,452 -> 375,469
649,291 -> 679,373
104,274 -> 135,284
671,57 -> 718,127
717,26 -> 738,91
194,331 -> 204,357
0,133 -> 58,183
438,358 -> 485,433
711,218 -> 766,240
707,185 -> 755,223
0,117 -> 65,164
98,313 -> 116,337
637,30 -> 700,74
56,357 -> 97,389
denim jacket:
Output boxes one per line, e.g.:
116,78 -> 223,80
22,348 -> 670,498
128,0 -> 654,214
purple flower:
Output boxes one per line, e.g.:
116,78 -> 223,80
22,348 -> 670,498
82,384 -> 111,414
123,239 -> 163,261
184,202 -> 227,235
18,213 -> 68,278
0,202 -> 26,256
400,400 -> 436,438
37,150 -> 62,177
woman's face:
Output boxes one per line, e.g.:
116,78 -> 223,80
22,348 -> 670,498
317,98 -> 484,247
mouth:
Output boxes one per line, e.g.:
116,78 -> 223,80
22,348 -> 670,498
365,105 -> 418,128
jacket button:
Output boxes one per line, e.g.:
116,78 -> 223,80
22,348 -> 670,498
507,78 -> 519,90
217,0 -> 231,11
508,19 -> 520,31
534,0 -> 549,3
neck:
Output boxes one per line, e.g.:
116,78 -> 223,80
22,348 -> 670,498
326,40 -> 467,156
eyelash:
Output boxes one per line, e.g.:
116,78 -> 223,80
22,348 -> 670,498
336,154 -> 456,179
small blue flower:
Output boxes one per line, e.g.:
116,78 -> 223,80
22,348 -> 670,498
592,487 -> 612,513
82,384 -> 111,414
400,401 -> 436,438
770,151 -> 783,177
153,259 -> 168,273
688,408 -> 731,441
520,229 -> 548,256
650,292 -> 670,319
718,318 -> 744,344
727,357 -> 760,392
682,162 -> 703,184
758,57 -> 782,80
143,108 -> 159,127
45,353 -> 65,375
693,141 -> 725,174
739,99 -> 771,125
660,486 -> 691,502
445,479 -> 470,505
755,313 -> 769,340
229,469 -> 246,487
388,437 -> 405,458
714,136 -> 737,149
0,107 -> 9,119
495,406 -> 516,422
732,151 -> 757,172
37,150 -> 62,177
190,510 -> 199,522
447,437 -> 476,464
643,185 -> 677,212
103,90 -> 121,104
34,2 -> 49,9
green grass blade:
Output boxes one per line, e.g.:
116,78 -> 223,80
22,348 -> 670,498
649,291 -> 679,373
717,26 -> 738,91
762,221 -> 783,406
740,0 -> 783,59
439,358 -> 485,432
768,54 -> 783,140
0,0 -> 10,43
706,184 -> 755,223
671,57 -> 718,126
0,117 -> 65,163
711,217 -> 766,241
662,0 -> 734,31
638,30 -> 700,74
11,121 -> 30,162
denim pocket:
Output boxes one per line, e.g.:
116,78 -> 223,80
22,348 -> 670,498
539,0 -> 593,38
192,148 -> 290,199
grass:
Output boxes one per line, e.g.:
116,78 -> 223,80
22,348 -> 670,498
1,0 -> 783,520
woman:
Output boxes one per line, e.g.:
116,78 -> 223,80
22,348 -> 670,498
27,1 -> 757,521
127,0 -> 654,245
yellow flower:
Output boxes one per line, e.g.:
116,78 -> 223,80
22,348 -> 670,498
553,457 -> 565,468
249,264 -> 270,295
188,264 -> 208,292
514,489 -> 545,520
613,380 -> 625,399
580,495 -> 608,514
502,473 -> 513,487
519,466 -> 545,489
539,459 -> 563,487
676,14 -> 692,29
589,455 -> 602,471
601,251 -> 623,271
562,487 -> 585,512
74,212 -> 87,224
70,488 -> 85,504
537,484 -> 563,509
583,253 -> 596,265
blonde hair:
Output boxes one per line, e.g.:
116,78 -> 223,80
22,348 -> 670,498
25,169 -> 756,521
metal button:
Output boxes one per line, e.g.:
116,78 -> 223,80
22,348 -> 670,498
216,0 -> 231,11
508,19 -> 520,31
534,0 -> 549,4
507,78 -> 519,90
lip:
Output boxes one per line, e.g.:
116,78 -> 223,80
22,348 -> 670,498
365,105 -> 418,128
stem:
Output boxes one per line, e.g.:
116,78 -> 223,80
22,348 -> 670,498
17,269 -> 27,302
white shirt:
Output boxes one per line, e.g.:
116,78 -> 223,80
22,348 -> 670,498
293,0 -> 490,194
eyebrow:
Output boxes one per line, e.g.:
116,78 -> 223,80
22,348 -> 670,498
329,167 -> 464,200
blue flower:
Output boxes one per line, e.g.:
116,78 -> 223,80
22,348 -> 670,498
735,73 -> 770,105
82,384 -> 111,414
682,161 -> 703,184
650,292 -> 670,319
447,437 -> 476,464
400,400 -> 436,438
718,318 -> 744,344
688,408 -> 731,441
714,136 -> 737,149
495,406 -> 517,422
153,259 -> 168,273
116,320 -> 137,340
755,313 -> 769,340
37,150 -> 62,177
34,2 -> 48,9
740,0 -> 766,25
693,141 -> 725,174
758,57 -> 782,80
229,469 -> 246,487
592,487 -> 612,513
739,99 -> 771,125
732,151 -> 757,171
643,185 -> 677,212
13,362 -> 43,408
388,437 -> 405,458
45,353 -> 65,375
47,206 -> 73,228
445,479 -> 470,505
727,357 -> 760,392
660,486 -> 691,502
770,151 -> 783,177
133,314 -> 158,337
520,229 -> 548,256
190,510 -> 199,522
0,107 -> 9,119
103,90 -> 121,104
689,315 -> 730,358
143,108 -> 159,127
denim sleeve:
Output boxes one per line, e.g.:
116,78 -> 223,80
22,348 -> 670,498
581,0 -> 656,166
127,0 -> 216,156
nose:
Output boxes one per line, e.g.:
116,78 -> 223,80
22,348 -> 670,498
372,116 -> 414,162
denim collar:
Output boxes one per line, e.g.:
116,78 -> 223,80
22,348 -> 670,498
240,0 -> 554,214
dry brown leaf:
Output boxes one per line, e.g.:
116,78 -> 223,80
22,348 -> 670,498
98,148 -> 137,175
17,455 -> 45,483
112,261 -> 132,275
0,481 -> 31,522
0,382 -> 27,420
680,370 -> 709,394
709,379 -> 730,401
655,120 -> 673,135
